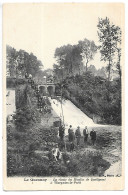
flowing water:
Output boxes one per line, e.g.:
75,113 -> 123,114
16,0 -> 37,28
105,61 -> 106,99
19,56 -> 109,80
50,98 -> 104,134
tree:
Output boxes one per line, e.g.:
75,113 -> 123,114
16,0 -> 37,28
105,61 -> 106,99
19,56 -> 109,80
54,45 -> 73,78
78,39 -> 97,71
97,17 -> 121,82
6,45 -> 18,77
6,45 -> 43,78
17,50 -> 43,77
54,43 -> 84,81
13,106 -> 41,131
71,45 -> 83,75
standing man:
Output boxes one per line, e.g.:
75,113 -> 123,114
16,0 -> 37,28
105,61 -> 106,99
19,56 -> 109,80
75,126 -> 81,146
59,124 -> 65,141
69,130 -> 75,152
68,125 -> 72,142
90,129 -> 96,145
68,125 -> 75,152
83,126 -> 89,144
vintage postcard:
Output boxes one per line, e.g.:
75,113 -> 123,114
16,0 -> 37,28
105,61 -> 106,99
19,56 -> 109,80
3,3 -> 125,190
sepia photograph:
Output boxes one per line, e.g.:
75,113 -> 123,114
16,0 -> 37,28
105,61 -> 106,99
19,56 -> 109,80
3,2 -> 124,190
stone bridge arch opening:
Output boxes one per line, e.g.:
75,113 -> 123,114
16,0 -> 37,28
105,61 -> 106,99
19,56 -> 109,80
39,86 -> 46,96
39,84 -> 55,96
47,86 -> 54,96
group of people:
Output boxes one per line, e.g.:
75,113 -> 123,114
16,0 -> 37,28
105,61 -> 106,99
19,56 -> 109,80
58,124 -> 97,152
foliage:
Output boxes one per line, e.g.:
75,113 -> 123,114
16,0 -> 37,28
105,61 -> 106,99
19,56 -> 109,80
7,138 -> 110,177
54,44 -> 83,81
97,17 -> 122,81
87,65 -> 107,79
8,121 -> 121,177
59,72 -> 121,125
78,39 -> 97,71
6,45 -> 43,77
53,18 -> 121,125
7,128 -> 108,177
6,45 -> 18,77
7,123 -> 59,176
54,38 -> 97,82
13,106 -> 40,131
14,83 -> 42,131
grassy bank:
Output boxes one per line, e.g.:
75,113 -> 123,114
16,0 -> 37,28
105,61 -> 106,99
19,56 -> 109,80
7,120 -> 121,177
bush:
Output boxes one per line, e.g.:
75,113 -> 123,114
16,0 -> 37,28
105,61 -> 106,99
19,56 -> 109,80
48,163 -> 67,176
61,73 -> 121,125
29,141 -> 40,152
29,164 -> 48,176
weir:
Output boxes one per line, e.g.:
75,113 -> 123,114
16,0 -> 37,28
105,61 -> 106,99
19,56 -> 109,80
49,98 -> 104,135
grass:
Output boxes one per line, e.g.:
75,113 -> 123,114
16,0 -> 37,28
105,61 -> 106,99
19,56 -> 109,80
7,121 -> 122,177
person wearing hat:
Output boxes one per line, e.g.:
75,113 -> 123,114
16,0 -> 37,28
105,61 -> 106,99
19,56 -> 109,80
90,129 -> 96,145
75,126 -> 81,146
59,124 -> 65,141
83,126 -> 89,144
68,125 -> 75,152
68,125 -> 73,142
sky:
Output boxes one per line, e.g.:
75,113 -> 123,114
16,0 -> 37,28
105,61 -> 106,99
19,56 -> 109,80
3,3 -> 124,70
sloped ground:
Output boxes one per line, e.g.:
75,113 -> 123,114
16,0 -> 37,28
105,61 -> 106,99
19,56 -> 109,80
50,98 -> 122,176
7,120 -> 121,177
7,96 -> 121,177
95,126 -> 122,176
88,126 -> 121,176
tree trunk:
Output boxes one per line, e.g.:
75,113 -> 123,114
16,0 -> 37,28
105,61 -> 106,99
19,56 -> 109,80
78,64 -> 81,75
70,59 -> 73,76
107,59 -> 111,102
118,49 -> 121,84
108,59 -> 111,82
85,59 -> 88,71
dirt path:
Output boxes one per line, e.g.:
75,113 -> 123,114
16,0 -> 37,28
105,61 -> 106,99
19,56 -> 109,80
104,161 -> 121,176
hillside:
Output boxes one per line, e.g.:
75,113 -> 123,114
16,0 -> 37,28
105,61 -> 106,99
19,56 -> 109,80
55,72 -> 121,125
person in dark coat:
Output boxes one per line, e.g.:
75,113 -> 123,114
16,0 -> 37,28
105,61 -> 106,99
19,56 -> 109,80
59,125 -> 65,141
68,125 -> 72,142
90,129 -> 96,145
83,126 -> 89,144
68,128 -> 75,152
75,126 -> 81,146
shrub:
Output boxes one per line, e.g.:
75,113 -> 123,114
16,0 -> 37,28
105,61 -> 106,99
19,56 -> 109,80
28,164 -> 48,176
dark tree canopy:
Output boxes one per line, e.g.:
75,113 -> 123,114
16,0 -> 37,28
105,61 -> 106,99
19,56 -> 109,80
6,45 -> 43,78
54,38 -> 97,82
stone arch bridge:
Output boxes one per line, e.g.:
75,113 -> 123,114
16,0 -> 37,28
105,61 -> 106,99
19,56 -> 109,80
38,83 -> 55,96
7,77 -> 56,98
6,78 -> 56,117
